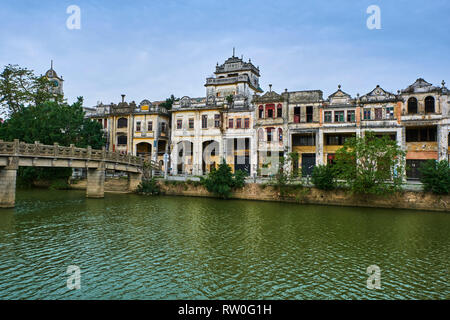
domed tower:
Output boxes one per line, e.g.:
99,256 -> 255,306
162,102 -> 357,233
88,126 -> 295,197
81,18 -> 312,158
44,60 -> 64,96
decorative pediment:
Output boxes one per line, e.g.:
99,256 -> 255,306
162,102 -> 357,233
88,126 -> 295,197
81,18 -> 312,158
328,85 -> 352,105
253,90 -> 283,103
139,99 -> 152,107
401,78 -> 441,94
360,85 -> 397,102
180,96 -> 191,108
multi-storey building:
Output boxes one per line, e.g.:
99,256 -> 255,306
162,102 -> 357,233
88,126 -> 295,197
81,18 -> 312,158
86,95 -> 170,169
170,53 -> 262,176
85,53 -> 449,181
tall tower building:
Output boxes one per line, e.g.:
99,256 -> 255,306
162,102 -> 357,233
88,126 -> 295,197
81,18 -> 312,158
44,60 -> 64,96
205,49 -> 262,107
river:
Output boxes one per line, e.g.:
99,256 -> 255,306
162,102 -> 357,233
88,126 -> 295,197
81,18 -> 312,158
0,189 -> 448,299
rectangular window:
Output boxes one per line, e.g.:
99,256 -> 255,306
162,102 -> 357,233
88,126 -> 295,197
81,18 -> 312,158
334,111 -> 344,122
363,109 -> 371,120
104,119 -> 107,128
324,111 -> 332,123
267,108 -> 274,118
375,108 -> 383,120
214,114 -> 220,128
148,121 -> 153,131
244,118 -> 250,129
161,122 -> 166,133
326,134 -> 354,145
228,118 -> 234,128
277,106 -> 283,118
294,106 -> 301,123
386,107 -> 394,119
292,135 -> 315,146
267,129 -> 273,142
189,118 -> 194,129
202,115 -> 208,129
136,121 -> 141,132
306,106 -> 313,123
177,120 -> 182,130
347,110 -> 355,122
236,118 -> 242,129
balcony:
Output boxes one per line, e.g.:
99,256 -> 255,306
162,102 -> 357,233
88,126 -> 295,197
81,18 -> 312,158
205,75 -> 249,85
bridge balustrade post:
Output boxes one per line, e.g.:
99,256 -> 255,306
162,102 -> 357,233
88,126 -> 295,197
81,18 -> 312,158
86,162 -> 105,198
34,141 -> 40,155
87,146 -> 92,159
0,158 -> 18,208
54,143 -> 59,157
70,144 -> 75,157
13,139 -> 19,155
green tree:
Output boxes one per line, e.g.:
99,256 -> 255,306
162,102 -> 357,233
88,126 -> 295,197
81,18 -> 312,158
0,98 -> 105,186
202,160 -> 246,199
311,164 -> 336,190
159,94 -> 175,110
419,160 -> 450,194
0,64 -> 62,117
333,131 -> 405,195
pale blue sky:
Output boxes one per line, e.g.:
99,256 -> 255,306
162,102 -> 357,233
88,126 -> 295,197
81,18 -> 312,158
1,0 -> 449,107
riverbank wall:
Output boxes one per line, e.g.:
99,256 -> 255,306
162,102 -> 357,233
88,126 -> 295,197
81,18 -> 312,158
157,181 -> 450,212
67,178 -> 450,212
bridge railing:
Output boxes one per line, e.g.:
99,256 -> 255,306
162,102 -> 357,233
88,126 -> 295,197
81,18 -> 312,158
0,139 -> 161,169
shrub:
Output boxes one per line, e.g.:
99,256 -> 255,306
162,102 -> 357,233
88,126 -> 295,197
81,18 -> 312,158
136,178 -> 160,195
203,160 -> 246,199
311,164 -> 336,190
419,160 -> 450,194
333,131 -> 405,195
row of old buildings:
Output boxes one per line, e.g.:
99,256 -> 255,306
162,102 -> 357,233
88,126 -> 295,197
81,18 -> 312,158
85,52 -> 450,179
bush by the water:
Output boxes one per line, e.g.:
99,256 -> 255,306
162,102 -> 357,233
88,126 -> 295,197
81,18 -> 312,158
419,160 -> 450,195
203,161 -> 247,199
136,178 -> 160,195
311,164 -> 336,190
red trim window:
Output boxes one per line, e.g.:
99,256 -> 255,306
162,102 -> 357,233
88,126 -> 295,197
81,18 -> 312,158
266,104 -> 275,118
278,128 -> 283,142
258,105 -> 264,118
236,118 -> 242,129
244,118 -> 250,128
177,120 -> 182,129
277,104 -> 282,118
228,118 -> 234,128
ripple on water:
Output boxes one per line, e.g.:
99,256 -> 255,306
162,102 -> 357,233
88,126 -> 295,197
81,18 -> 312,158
0,190 -> 449,299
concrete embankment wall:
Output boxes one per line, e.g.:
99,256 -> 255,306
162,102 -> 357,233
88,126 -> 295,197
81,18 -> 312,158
158,182 -> 450,212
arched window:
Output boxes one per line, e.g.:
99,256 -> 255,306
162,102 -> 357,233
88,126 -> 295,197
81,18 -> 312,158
277,104 -> 283,118
407,97 -> 418,114
117,117 -> 128,128
425,96 -> 435,114
258,105 -> 264,118
278,128 -> 283,142
117,135 -> 127,145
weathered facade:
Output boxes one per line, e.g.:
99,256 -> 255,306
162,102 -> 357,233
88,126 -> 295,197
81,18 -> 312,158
86,52 -> 449,181
86,96 -> 170,170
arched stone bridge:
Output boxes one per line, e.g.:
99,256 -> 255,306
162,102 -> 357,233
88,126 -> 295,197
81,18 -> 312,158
0,140 -> 158,208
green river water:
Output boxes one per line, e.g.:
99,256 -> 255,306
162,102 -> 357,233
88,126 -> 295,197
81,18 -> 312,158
0,189 -> 448,299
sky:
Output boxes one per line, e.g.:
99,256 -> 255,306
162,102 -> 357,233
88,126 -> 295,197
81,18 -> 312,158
0,0 -> 449,107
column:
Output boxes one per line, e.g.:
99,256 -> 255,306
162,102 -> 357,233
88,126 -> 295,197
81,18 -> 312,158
86,165 -> 105,198
0,166 -> 17,208
128,172 -> 143,191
